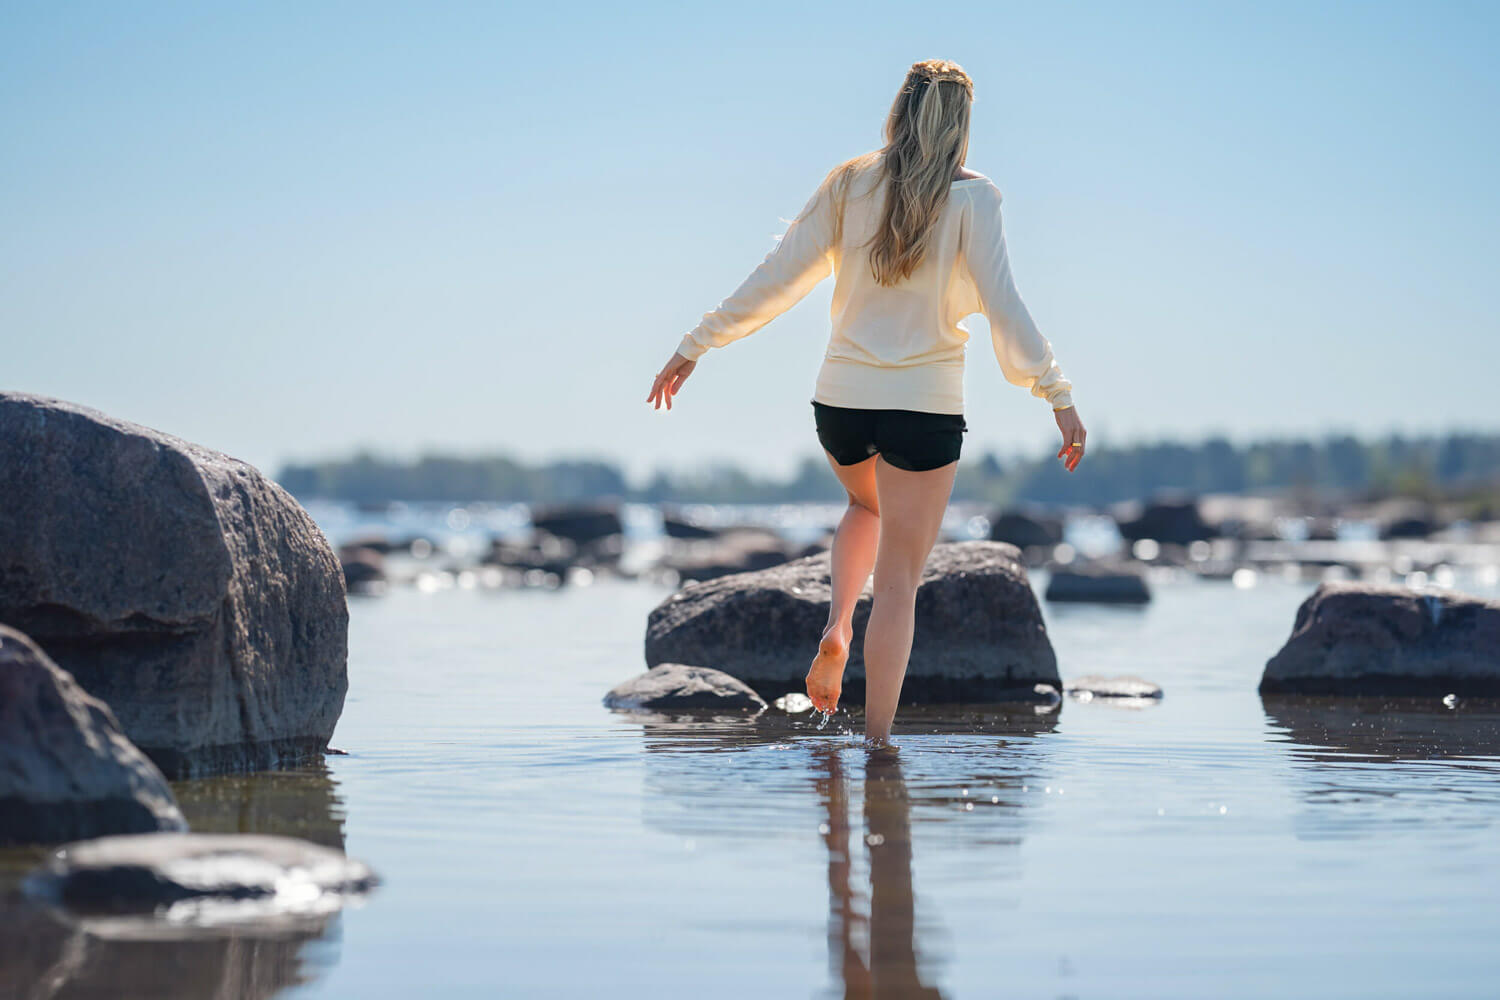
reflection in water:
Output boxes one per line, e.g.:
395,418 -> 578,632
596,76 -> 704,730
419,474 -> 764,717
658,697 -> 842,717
0,762 -> 350,999
617,705 -> 1056,998
1262,696 -> 1500,841
814,746 -> 943,1000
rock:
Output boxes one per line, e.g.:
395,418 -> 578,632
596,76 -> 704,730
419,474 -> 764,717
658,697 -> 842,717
23,832 -> 378,914
337,545 -> 387,595
1260,582 -> 1500,696
0,626 -> 186,845
529,503 -> 623,546
603,663 -> 767,711
1045,563 -> 1151,604
657,527 -> 793,583
645,541 -> 1060,703
1117,498 -> 1214,546
1065,675 -> 1163,700
988,509 -> 1064,548
0,393 -> 349,778
659,508 -> 718,539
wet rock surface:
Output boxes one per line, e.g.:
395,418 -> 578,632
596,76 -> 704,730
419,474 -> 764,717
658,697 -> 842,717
0,393 -> 349,778
0,626 -> 187,845
645,541 -> 1060,703
24,832 -> 378,913
604,663 -> 767,711
1065,675 -> 1164,700
1261,582 -> 1500,696
1044,563 -> 1152,604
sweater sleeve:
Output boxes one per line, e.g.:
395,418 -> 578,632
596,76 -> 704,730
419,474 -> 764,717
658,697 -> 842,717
962,182 -> 1074,409
675,173 -> 837,361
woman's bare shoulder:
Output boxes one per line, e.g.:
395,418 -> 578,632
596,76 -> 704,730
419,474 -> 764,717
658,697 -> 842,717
953,167 -> 987,181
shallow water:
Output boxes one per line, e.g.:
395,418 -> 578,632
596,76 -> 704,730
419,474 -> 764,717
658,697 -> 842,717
6,570 -> 1500,998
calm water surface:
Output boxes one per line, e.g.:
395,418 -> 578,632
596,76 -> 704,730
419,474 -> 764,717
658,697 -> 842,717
301,570 -> 1500,998
7,570 -> 1500,998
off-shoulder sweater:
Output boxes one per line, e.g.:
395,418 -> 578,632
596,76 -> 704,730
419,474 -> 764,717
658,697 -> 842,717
674,162 -> 1073,414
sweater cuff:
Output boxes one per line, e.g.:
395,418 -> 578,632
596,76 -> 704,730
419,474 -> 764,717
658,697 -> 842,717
675,334 -> 708,362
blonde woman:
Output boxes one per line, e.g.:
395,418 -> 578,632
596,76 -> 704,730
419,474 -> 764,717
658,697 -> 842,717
647,59 -> 1086,744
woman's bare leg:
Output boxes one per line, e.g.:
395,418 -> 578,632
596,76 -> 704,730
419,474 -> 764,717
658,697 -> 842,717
806,452 -> 880,713
862,458 -> 957,744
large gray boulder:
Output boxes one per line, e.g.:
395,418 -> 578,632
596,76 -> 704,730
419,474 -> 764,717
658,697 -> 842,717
1045,563 -> 1151,604
1260,582 -> 1500,696
0,626 -> 186,845
645,541 -> 1059,703
0,393 -> 348,778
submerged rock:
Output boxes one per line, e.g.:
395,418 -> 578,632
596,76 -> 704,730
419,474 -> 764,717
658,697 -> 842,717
1260,582 -> 1500,696
0,626 -> 186,846
645,541 -> 1060,703
604,663 -> 767,711
656,527 -> 793,583
1065,675 -> 1163,700
0,392 -> 349,778
1045,563 -> 1151,604
24,832 -> 378,915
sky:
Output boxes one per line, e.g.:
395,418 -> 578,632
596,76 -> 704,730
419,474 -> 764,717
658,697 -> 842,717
3,1 -> 1497,482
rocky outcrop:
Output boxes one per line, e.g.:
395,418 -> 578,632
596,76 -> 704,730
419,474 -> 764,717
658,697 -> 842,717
645,541 -> 1059,703
1116,498 -> 1214,546
603,663 -> 767,711
1260,582 -> 1500,696
23,832 -> 378,913
0,393 -> 348,778
656,527 -> 793,583
988,509 -> 1064,549
1044,564 -> 1151,604
0,626 -> 186,845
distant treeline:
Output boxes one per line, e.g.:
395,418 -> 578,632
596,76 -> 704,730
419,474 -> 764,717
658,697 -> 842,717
276,432 -> 1500,508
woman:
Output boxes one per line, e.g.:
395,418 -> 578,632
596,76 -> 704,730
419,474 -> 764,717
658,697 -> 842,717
646,59 -> 1086,744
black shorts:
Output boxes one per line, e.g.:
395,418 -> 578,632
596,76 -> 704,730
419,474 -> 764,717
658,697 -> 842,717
812,400 -> 967,472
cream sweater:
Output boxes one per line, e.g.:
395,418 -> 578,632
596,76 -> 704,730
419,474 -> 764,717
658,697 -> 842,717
675,163 -> 1073,414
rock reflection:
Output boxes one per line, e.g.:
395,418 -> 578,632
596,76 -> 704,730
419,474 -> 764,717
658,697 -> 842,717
1262,695 -> 1500,840
814,745 -> 943,999
1262,696 -> 1500,765
0,762 -> 350,999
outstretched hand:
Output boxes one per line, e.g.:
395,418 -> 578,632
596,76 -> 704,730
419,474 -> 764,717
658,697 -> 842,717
1054,406 -> 1087,472
647,351 -> 696,411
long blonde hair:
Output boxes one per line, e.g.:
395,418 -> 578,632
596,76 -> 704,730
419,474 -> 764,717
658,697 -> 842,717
816,59 -> 975,287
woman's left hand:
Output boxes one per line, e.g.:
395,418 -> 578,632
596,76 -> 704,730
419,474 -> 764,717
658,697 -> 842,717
1054,406 -> 1087,473
647,351 -> 697,411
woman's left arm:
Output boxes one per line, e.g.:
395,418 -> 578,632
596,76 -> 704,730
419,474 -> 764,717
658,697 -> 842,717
648,173 -> 837,410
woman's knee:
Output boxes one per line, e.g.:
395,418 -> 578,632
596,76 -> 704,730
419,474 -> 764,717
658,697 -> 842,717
847,491 -> 880,517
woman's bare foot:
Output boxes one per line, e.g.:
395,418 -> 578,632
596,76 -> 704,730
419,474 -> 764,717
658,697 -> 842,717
806,626 -> 852,713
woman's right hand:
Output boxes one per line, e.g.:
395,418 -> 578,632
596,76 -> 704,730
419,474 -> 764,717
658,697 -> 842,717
1054,406 -> 1086,472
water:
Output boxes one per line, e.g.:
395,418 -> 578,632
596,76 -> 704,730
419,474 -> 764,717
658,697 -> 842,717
5,563 -> 1500,997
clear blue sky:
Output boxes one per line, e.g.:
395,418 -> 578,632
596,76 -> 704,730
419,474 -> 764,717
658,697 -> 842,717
3,2 -> 1497,482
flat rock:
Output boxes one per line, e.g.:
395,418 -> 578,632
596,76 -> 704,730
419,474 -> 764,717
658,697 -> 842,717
24,832 -> 379,914
645,541 -> 1060,703
0,626 -> 186,845
1260,582 -> 1500,696
1045,563 -> 1151,604
1065,675 -> 1163,700
0,393 -> 348,778
604,663 -> 766,711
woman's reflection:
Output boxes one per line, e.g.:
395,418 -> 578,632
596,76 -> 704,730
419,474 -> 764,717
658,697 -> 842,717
814,744 -> 943,999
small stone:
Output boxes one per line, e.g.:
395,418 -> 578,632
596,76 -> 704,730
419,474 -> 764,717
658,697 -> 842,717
603,663 -> 766,711
1065,675 -> 1164,700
